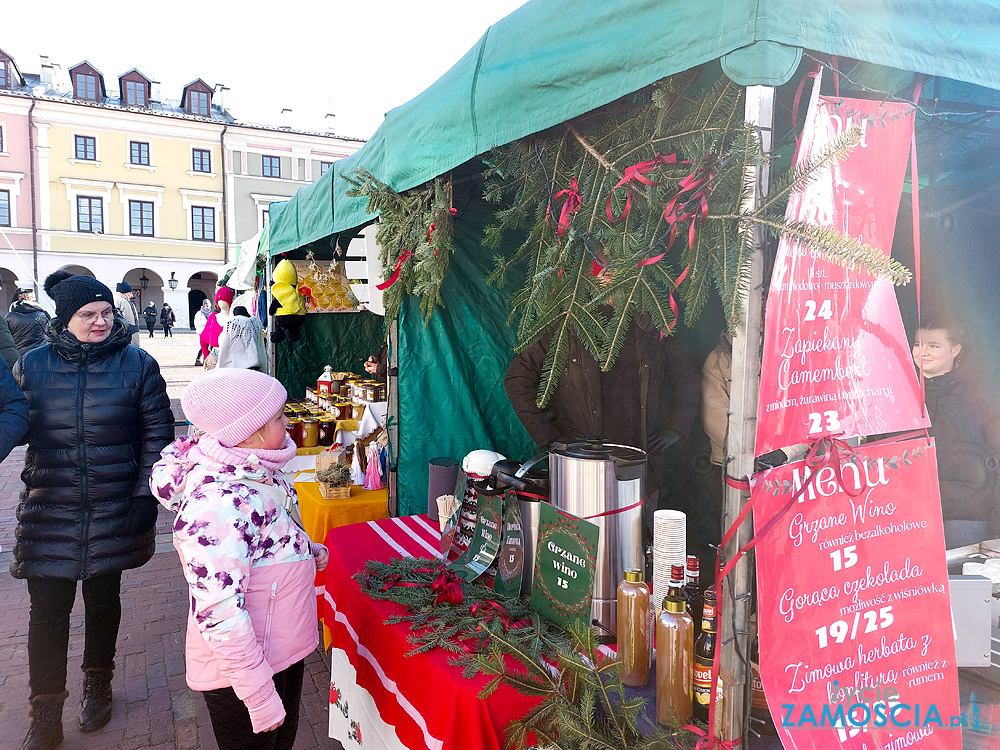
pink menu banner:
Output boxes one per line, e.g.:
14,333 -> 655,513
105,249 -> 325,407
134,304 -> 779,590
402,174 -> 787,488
753,437 -> 961,750
755,91 -> 929,456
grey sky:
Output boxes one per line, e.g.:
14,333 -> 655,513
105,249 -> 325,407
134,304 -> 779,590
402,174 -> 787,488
3,0 -> 529,140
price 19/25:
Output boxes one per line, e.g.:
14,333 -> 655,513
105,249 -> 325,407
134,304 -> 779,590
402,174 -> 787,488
815,606 -> 894,649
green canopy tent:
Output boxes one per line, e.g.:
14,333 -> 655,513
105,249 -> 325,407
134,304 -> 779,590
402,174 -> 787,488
269,0 -> 1000,514
267,0 -> 1000,739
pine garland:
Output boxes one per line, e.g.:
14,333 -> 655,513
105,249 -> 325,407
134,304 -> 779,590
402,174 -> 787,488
357,557 -> 703,749
483,69 -> 910,407
343,169 -> 456,325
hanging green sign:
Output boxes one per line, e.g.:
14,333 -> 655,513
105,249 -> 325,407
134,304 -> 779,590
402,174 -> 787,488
449,488 -> 503,582
530,503 -> 599,627
492,489 -> 525,597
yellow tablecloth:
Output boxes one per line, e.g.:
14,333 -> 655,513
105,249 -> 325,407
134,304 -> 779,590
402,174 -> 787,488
295,481 -> 388,546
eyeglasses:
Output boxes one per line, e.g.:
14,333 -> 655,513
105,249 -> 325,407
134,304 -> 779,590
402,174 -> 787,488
73,309 -> 116,325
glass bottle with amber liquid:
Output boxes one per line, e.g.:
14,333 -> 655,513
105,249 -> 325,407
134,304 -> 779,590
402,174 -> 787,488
692,587 -> 717,722
750,634 -> 777,735
656,564 -> 693,725
616,569 -> 650,686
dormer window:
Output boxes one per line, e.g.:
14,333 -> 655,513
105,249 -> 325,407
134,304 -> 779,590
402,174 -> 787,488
69,62 -> 104,102
125,80 -> 145,106
189,91 -> 209,115
119,69 -> 151,108
0,61 -> 7,90
75,73 -> 97,100
182,79 -> 213,117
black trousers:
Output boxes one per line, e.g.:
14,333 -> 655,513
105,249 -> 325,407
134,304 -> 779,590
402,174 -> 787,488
146,322 -> 156,337
26,572 -> 123,697
202,659 -> 305,750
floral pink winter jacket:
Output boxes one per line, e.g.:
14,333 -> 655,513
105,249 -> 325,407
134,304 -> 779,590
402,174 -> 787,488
150,436 -> 318,731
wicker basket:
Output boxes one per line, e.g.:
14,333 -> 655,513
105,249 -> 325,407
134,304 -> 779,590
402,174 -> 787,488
318,483 -> 352,500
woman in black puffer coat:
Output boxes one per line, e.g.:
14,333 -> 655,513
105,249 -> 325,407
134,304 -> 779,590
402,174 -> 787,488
914,320 -> 1000,548
12,271 -> 174,750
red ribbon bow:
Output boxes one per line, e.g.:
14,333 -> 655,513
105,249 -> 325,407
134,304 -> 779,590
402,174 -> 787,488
375,249 -> 414,291
430,569 -> 464,605
551,177 -> 582,236
682,724 -> 742,750
605,153 -> 681,224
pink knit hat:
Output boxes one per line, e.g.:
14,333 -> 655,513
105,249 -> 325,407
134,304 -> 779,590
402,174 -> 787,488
215,286 -> 235,305
181,369 -> 287,447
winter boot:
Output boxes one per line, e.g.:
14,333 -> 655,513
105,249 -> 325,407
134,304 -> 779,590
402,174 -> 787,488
22,691 -> 67,750
77,668 -> 113,732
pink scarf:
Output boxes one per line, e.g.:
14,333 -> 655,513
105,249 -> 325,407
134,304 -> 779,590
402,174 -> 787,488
196,434 -> 297,473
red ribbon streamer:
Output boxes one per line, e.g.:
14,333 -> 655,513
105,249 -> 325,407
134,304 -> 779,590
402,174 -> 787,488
682,723 -> 742,750
605,153 -> 681,224
375,249 -> 413,291
381,565 -> 463,605
469,600 -> 530,632
551,177 -> 582,236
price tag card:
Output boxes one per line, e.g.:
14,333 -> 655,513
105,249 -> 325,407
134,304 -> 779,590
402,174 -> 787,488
449,489 -> 503,583
755,90 -> 929,455
492,490 -> 525,597
753,438 -> 961,750
530,503 -> 599,628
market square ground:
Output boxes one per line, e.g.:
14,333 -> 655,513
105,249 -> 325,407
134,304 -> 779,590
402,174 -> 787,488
0,333 -> 343,750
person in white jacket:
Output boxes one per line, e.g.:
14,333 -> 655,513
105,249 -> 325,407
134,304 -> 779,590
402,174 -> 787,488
217,306 -> 268,371
150,369 -> 327,749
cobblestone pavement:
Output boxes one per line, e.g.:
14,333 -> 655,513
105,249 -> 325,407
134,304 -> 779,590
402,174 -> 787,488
0,333 -> 342,749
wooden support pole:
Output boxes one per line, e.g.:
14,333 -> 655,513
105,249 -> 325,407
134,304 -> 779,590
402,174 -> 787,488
719,84 -> 774,742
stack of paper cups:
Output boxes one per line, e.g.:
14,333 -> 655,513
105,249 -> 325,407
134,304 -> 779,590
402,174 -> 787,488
651,509 -> 686,617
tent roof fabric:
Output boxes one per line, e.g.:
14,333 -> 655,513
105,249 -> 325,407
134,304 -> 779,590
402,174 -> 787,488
270,0 -> 1000,254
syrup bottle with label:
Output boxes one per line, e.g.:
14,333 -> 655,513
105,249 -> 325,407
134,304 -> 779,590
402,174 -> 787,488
655,564 -> 693,725
692,587 -> 717,722
616,569 -> 651,686
684,554 -> 702,627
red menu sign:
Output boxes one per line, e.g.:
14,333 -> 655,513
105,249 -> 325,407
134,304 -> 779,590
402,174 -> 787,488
755,91 -> 929,456
753,438 -> 961,750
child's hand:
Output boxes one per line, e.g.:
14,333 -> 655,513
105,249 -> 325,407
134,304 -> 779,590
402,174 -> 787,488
312,543 -> 329,572
261,717 -> 285,733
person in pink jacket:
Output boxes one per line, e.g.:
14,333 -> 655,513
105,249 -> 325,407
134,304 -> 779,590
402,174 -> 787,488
150,368 -> 327,750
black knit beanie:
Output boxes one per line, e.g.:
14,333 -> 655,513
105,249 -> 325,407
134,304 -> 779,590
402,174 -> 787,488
44,270 -> 114,326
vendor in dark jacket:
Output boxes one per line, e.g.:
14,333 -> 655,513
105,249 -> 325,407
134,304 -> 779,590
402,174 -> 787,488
6,288 -> 51,357
12,271 -> 174,750
504,312 -> 700,547
913,319 -> 1000,548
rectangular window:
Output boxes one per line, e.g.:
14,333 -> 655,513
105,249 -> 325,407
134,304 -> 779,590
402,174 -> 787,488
124,80 -> 145,106
130,141 -> 150,166
129,200 -> 153,236
320,161 -> 332,176
75,73 -> 97,100
192,206 -> 215,241
77,196 -> 103,233
0,63 -> 7,89
0,126 -> 4,153
192,148 -> 211,173
0,190 -> 9,227
262,155 -> 280,178
189,91 -> 209,116
74,135 -> 96,161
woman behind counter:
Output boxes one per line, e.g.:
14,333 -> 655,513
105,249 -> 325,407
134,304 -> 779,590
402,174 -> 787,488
913,319 -> 1000,548
12,271 -> 174,750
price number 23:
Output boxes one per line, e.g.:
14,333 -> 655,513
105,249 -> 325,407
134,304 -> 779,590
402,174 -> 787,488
808,411 -> 841,434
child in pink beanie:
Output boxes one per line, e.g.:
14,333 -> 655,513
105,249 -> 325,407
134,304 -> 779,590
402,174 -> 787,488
150,369 -> 327,749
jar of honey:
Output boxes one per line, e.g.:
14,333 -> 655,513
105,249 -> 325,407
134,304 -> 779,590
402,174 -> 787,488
300,418 -> 320,448
319,416 -> 335,446
286,418 -> 302,447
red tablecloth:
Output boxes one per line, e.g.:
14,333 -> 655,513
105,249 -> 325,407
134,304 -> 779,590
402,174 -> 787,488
322,515 -> 542,750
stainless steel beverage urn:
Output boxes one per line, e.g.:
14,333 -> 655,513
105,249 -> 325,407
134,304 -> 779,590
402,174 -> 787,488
548,439 -> 645,639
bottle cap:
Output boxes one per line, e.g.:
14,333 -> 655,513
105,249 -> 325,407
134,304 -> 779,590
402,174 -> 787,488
670,564 -> 684,586
624,569 -> 643,583
662,596 -> 686,614
686,554 -> 699,572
